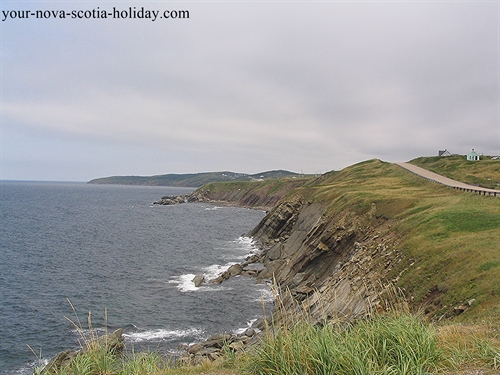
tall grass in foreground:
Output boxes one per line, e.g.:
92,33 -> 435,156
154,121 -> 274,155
248,313 -> 441,375
42,350 -> 168,375
437,324 -> 500,372
39,312 -> 500,375
34,296 -> 500,375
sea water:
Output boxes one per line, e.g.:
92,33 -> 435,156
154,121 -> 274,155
0,181 -> 270,375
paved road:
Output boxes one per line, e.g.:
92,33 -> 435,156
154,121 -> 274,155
395,162 -> 500,197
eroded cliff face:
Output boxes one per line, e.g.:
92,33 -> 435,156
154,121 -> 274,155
185,188 -> 286,210
251,198 -> 407,324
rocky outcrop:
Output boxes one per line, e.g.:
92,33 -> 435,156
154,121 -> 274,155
196,256 -> 264,286
159,184 -> 412,366
152,164 -> 414,363
153,195 -> 186,205
176,326 -> 261,366
192,274 -> 205,287
153,178 -> 311,210
175,196 -> 407,365
246,199 -> 405,325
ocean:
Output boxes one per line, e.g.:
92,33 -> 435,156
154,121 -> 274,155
0,181 -> 270,375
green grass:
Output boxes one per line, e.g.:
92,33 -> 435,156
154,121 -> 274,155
282,159 -> 500,324
38,307 -> 500,375
193,176 -> 313,209
478,261 -> 500,272
249,313 -> 442,375
434,210 -> 500,232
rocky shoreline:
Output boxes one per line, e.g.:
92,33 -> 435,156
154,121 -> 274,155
40,193 -> 275,373
173,197 -> 401,364
37,159 -> 499,373
40,184 -> 415,371
39,249 -> 272,373
175,250 -> 272,364
176,324 -> 263,366
151,179 -> 303,211
151,191 -> 403,362
153,191 -> 272,210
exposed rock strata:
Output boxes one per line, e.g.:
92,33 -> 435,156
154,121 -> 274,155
153,177 -> 309,210
179,197 -> 408,364
157,179 -> 415,364
245,198 -> 407,325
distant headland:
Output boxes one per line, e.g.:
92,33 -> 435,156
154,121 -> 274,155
87,170 -> 305,187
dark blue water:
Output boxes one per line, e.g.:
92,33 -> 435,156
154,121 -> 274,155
0,181 -> 269,375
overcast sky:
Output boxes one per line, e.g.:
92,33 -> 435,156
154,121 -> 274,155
1,1 -> 499,181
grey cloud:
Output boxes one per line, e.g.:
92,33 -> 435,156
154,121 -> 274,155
1,1 -> 499,180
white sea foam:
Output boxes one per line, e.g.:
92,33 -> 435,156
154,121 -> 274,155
123,327 -> 203,343
235,236 -> 260,257
167,236 -> 261,292
237,236 -> 257,249
168,272 -> 232,292
254,287 -> 275,302
167,273 -> 198,292
201,264 -> 227,280
13,357 -> 50,375
237,236 -> 255,246
233,319 -> 258,335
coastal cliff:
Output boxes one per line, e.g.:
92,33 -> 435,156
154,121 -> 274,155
249,198 -> 402,324
183,159 -> 500,325
154,176 -> 314,210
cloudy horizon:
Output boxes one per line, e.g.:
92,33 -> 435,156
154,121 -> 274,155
1,1 -> 499,181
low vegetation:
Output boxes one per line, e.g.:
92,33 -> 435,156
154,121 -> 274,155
270,159 -> 500,324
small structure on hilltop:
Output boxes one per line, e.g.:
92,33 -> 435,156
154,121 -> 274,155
467,149 -> 480,161
438,149 -> 452,157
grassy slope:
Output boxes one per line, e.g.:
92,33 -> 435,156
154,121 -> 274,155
194,158 -> 500,324
410,155 -> 500,189
285,159 -> 500,324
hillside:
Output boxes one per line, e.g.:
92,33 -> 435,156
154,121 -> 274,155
191,159 -> 500,325
410,155 -> 500,190
88,170 -> 303,187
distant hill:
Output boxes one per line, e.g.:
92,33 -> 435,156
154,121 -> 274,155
87,170 -> 303,187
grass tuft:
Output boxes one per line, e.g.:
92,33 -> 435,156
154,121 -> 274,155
248,312 -> 441,375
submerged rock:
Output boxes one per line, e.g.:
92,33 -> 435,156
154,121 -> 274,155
192,274 -> 205,287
